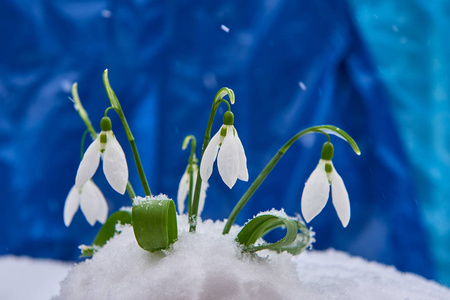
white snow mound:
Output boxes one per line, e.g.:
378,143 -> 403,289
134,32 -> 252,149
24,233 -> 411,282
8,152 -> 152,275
57,218 -> 450,300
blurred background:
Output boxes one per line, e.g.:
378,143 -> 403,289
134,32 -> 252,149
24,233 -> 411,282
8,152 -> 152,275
0,0 -> 449,286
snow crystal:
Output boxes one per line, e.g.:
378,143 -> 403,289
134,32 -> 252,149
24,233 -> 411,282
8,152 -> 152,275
133,194 -> 170,205
60,80 -> 72,93
203,72 -> 217,88
299,131 -> 316,148
254,207 -> 290,219
101,10 -> 112,18
221,25 -> 230,33
56,219 -> 450,300
118,206 -> 132,212
298,81 -> 307,90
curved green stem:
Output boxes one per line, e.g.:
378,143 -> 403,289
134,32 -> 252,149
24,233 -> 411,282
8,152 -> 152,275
182,135 -> 197,163
218,98 -> 231,112
72,83 -> 96,140
222,125 -> 359,234
103,69 -> 152,197
319,125 -> 360,155
190,87 -> 235,232
104,106 -> 115,117
72,82 -> 136,201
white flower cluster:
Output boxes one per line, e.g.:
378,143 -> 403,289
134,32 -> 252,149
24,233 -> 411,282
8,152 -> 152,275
64,120 -> 128,226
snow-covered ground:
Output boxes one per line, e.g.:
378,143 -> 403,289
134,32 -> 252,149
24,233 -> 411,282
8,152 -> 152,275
2,218 -> 449,299
0,255 -> 72,300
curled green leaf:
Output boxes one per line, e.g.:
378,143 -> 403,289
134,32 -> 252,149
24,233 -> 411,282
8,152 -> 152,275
132,196 -> 178,252
236,211 -> 312,255
80,210 -> 132,257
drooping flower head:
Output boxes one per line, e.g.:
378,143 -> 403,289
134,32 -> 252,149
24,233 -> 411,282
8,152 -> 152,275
75,116 -> 128,195
177,162 -> 208,216
64,180 -> 108,226
301,141 -> 350,227
200,111 -> 248,189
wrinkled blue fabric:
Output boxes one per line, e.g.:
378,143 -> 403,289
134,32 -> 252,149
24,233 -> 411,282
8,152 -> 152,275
0,0 -> 434,281
348,0 -> 450,285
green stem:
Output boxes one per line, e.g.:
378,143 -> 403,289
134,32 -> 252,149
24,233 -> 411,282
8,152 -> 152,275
80,129 -> 89,160
127,131 -> 152,196
183,135 -> 197,164
72,82 -> 137,201
190,88 -> 235,232
187,168 -> 194,217
104,106 -> 115,117
183,135 -> 197,222
222,125 -> 360,234
103,70 -> 152,197
72,83 -> 97,140
126,182 -> 136,200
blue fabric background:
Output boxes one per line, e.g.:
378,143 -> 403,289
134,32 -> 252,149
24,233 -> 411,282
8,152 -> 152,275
348,0 -> 450,285
0,0 -> 439,283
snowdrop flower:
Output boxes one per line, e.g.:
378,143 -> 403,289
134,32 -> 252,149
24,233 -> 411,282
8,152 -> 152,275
301,142 -> 350,227
200,111 -> 248,188
177,164 -> 208,215
75,117 -> 128,194
64,180 -> 108,226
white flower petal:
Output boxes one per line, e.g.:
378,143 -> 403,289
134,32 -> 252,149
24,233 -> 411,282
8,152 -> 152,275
331,166 -> 350,227
217,128 -> 239,188
301,160 -> 330,223
234,129 -> 248,182
80,181 -> 102,226
75,137 -> 101,189
177,170 -> 190,214
103,132 -> 128,194
88,180 -> 108,224
198,178 -> 208,216
200,130 -> 221,182
63,185 -> 80,227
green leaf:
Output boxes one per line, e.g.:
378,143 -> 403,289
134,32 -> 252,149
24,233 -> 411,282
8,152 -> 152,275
102,69 -> 122,110
132,197 -> 178,252
80,246 -> 96,258
236,212 -> 312,254
80,210 -> 132,257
